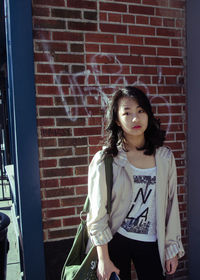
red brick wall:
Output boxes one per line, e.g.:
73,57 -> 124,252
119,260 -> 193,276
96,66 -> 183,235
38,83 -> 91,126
32,0 -> 187,278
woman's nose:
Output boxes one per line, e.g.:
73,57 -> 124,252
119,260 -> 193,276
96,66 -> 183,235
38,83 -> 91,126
132,114 -> 137,122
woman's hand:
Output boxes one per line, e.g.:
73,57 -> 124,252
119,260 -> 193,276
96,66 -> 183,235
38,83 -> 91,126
96,244 -> 120,280
165,255 -> 178,275
97,258 -> 119,280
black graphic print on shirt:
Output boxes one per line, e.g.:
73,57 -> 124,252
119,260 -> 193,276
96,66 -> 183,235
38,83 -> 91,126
121,175 -> 156,235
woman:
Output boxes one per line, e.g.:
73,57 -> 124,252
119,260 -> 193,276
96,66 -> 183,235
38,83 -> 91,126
86,86 -> 185,280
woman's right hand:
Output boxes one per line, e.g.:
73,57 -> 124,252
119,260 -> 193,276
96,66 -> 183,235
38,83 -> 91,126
97,258 -> 120,280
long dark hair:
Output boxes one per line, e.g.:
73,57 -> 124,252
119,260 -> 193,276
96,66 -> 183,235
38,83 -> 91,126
103,86 -> 166,157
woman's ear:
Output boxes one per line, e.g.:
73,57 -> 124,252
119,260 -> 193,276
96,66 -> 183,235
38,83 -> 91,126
116,120 -> 121,127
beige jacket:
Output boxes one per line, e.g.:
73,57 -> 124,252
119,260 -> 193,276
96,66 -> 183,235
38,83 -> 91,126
86,146 -> 185,273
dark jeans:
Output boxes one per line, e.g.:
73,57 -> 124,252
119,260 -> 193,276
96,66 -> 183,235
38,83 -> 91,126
108,232 -> 166,280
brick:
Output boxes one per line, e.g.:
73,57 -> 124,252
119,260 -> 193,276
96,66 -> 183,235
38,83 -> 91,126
143,0 -> 168,6
59,157 -> 88,167
156,8 -> 183,19
34,18 -> 66,29
157,27 -> 182,37
150,17 -> 162,26
37,118 -> 55,126
100,2 -> 127,13
33,30 -> 51,40
45,187 -> 75,198
46,207 -> 75,218
84,11 -> 97,21
58,137 -> 87,147
35,42 -> 68,52
70,43 -> 84,53
71,65 -> 85,73
74,127 -> 102,136
40,179 -> 59,189
42,199 -> 60,209
129,5 -> 154,15
33,0 -> 65,6
117,55 -> 143,65
100,23 -> 127,34
60,177 -> 88,186
163,18 -> 175,27
55,96 -> 83,106
145,37 -> 170,46
157,47 -> 181,57
39,107 -> 67,116
130,46 -> 156,55
37,85 -> 69,95
131,66 -> 157,75
53,31 -> 84,41
75,147 -> 88,155
100,12 -> 107,21
145,57 -> 170,66
63,217 -> 80,227
43,219 -> 61,229
75,166 -> 88,176
89,146 -> 101,155
129,25 -> 155,36
76,186 -> 88,195
68,21 -> 97,32
86,44 -> 100,53
85,33 -> 115,43
67,0 -> 97,10
54,54 -> 84,63
116,35 -> 143,45
39,159 -> 57,168
41,128 -> 72,137
39,139 -> 57,149
158,86 -> 182,94
171,58 -> 183,66
122,14 -> 135,24
32,7 -> 50,17
61,196 -> 86,207
88,117 -> 103,126
136,15 -> 149,25
37,63 -> 68,74
51,9 -> 81,19
161,67 -> 183,75
43,167 -> 73,178
169,0 -> 185,9
108,13 -> 122,23
48,228 -> 77,239
36,97 -> 54,106
56,118 -> 86,127
43,148 -> 72,157
34,53 -> 50,62
35,75 -> 53,84
71,107 -> 102,116
101,44 -> 128,54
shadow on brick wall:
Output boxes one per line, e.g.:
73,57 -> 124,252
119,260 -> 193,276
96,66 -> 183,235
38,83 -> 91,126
44,239 -> 73,280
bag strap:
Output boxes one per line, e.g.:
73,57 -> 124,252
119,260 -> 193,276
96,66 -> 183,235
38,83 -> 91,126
81,155 -> 113,216
104,155 -> 113,214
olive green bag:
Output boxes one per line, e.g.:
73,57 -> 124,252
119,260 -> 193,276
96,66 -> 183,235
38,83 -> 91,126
61,155 -> 113,280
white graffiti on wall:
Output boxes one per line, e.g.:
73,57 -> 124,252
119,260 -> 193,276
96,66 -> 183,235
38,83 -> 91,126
39,44 -> 172,134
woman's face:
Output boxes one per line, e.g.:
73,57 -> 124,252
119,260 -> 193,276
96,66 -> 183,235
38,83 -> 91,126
116,97 -> 148,139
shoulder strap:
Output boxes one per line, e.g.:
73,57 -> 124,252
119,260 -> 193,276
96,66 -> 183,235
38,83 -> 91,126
81,155 -> 113,216
104,155 -> 113,214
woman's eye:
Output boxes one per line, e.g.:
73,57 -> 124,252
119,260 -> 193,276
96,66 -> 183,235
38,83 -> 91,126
138,109 -> 144,113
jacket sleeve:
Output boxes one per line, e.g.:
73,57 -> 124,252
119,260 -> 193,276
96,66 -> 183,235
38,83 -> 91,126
86,151 -> 113,246
165,151 -> 185,260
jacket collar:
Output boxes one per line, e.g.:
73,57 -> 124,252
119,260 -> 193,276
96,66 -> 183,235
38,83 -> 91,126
113,146 -> 169,167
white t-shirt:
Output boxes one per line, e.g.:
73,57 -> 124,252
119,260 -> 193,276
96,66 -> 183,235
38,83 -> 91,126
118,164 -> 157,242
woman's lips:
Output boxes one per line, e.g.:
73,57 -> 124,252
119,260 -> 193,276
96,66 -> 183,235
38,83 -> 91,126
132,125 -> 141,129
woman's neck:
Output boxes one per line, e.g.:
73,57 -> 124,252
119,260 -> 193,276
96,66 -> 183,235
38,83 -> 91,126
124,135 -> 145,151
